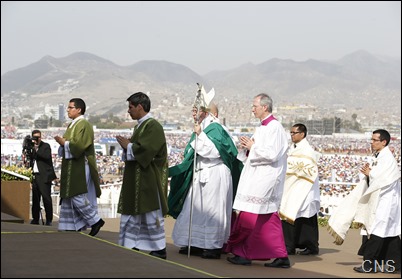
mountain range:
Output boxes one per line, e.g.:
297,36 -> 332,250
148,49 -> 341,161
1,50 -> 401,123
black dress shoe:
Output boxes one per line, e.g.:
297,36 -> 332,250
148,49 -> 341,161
179,246 -> 203,256
89,219 -> 105,236
201,249 -> 221,259
297,248 -> 318,255
227,255 -> 252,265
264,257 -> 291,268
30,220 -> 39,225
353,266 -> 377,273
149,248 -> 167,260
45,221 -> 52,226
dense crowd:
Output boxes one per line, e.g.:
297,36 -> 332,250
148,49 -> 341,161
2,129 -> 400,213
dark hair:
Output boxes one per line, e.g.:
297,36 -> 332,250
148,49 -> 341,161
372,129 -> 391,146
69,98 -> 86,115
127,92 -> 151,112
31,129 -> 41,137
293,123 -> 307,138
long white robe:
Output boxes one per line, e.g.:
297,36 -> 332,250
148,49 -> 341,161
329,146 -> 401,244
354,146 -> 401,237
233,118 -> 288,214
280,138 -> 321,222
172,115 -> 233,249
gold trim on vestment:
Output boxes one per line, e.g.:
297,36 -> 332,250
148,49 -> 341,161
279,212 -> 295,225
286,172 -> 315,184
327,226 -> 344,245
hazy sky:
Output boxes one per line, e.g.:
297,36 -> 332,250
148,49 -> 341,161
1,1 -> 401,75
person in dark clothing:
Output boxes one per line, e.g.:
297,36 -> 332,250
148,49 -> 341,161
29,130 -> 57,226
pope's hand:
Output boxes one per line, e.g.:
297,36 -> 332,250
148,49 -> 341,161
194,123 -> 201,135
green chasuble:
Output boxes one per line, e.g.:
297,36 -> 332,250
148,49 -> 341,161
168,122 -> 243,219
60,118 -> 101,199
118,118 -> 169,216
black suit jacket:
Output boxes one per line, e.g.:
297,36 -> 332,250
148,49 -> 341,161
32,141 -> 57,184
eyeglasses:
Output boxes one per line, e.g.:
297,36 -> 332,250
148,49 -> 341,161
370,138 -> 382,142
67,106 -> 76,110
290,132 -> 301,135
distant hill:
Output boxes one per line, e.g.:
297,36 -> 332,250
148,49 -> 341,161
204,50 -> 401,108
1,50 -> 400,122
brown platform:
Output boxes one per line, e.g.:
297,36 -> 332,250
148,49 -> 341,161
1,212 -> 24,224
1,216 -> 400,278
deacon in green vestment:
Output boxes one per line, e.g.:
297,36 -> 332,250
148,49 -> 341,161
55,98 -> 104,236
116,92 -> 169,260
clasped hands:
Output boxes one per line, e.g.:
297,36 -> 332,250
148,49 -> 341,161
54,135 -> 66,146
116,135 -> 130,149
360,162 -> 371,177
240,136 -> 254,151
